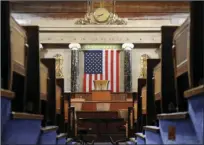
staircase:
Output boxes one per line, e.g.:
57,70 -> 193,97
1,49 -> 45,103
126,85 -> 204,145
1,89 -> 77,145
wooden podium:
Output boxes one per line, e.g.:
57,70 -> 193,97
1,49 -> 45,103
92,80 -> 110,101
93,80 -> 109,90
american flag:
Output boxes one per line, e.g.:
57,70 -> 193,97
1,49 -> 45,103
83,50 -> 120,92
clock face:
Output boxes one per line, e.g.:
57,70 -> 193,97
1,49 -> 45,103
93,8 -> 110,23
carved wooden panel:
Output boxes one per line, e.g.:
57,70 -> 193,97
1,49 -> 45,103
130,111 -> 133,129
40,63 -> 48,100
10,16 -> 27,75
64,100 -> 68,121
72,93 -> 92,101
71,101 -> 132,111
154,62 -> 161,100
141,86 -> 147,114
111,93 -> 127,100
56,85 -> 61,114
72,92 -> 131,101
134,102 -> 138,120
173,17 -> 190,77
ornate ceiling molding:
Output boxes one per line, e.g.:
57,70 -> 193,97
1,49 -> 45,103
75,12 -> 127,25
40,31 -> 160,44
75,0 -> 127,25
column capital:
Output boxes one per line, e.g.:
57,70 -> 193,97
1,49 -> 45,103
69,43 -> 81,50
122,43 -> 134,50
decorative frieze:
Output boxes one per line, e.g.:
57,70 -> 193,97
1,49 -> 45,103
40,32 -> 160,44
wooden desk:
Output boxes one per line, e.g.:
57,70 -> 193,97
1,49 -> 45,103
72,101 -> 132,111
78,117 -> 125,142
91,90 -> 111,101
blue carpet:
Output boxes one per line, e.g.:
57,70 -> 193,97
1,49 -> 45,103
188,94 -> 204,144
136,133 -> 145,145
2,119 -> 41,144
57,137 -> 66,145
159,115 -> 199,144
38,126 -> 57,144
137,137 -> 145,145
126,141 -> 135,145
1,97 -> 11,133
145,127 -> 163,144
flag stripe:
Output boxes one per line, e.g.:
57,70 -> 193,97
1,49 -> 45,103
105,50 -> 108,80
108,50 -> 111,90
83,74 -> 86,92
83,49 -> 120,92
92,74 -> 94,90
113,50 -> 117,92
86,74 -> 89,92
110,50 -> 113,92
116,51 -> 120,92
89,74 -> 92,92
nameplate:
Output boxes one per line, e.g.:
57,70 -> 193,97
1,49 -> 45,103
168,126 -> 176,140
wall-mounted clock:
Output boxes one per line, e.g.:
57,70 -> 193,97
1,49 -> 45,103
93,8 -> 110,23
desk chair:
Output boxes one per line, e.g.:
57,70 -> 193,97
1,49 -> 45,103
77,127 -> 95,145
109,136 -> 127,145
109,123 -> 127,145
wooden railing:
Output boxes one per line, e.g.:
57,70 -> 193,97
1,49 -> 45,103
71,92 -> 133,101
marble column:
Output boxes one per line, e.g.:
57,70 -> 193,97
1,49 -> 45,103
69,43 -> 81,92
122,43 -> 134,92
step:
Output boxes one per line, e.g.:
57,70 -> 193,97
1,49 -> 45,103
184,85 -> 204,98
66,138 -> 78,145
1,89 -> 15,99
1,89 -> 15,133
144,126 -> 160,133
144,126 -> 163,144
135,133 -> 145,145
128,137 -> 137,145
70,142 -> 78,145
2,112 -> 43,144
157,112 -> 189,120
157,112 -> 200,144
126,141 -> 136,145
38,126 -> 58,144
184,85 -> 204,144
129,137 -> 137,143
56,133 -> 67,145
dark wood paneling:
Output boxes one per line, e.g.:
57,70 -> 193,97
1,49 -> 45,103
1,1 -> 12,90
23,26 -> 40,114
146,59 -> 160,125
115,1 -> 189,13
161,26 -> 178,113
12,12 -> 188,19
11,1 -> 87,13
68,107 -> 75,138
189,2 -> 204,87
11,1 -> 189,13
64,92 -> 71,107
136,78 -> 146,132
56,78 -> 65,133
11,1 -> 189,19
41,58 -> 56,125
11,72 -> 26,112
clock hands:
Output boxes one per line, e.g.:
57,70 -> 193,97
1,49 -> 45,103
97,13 -> 104,18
